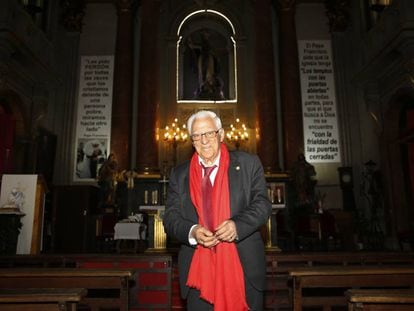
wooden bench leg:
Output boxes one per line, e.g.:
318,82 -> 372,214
293,277 -> 302,311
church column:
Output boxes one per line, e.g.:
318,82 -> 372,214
276,0 -> 304,170
136,0 -> 160,174
111,0 -> 135,170
57,0 -> 85,183
255,0 -> 279,173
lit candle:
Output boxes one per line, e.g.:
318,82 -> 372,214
144,190 -> 148,204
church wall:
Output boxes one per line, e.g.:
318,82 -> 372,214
341,0 -> 414,245
1,0 -> 413,249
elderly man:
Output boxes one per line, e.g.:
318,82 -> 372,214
163,110 -> 272,310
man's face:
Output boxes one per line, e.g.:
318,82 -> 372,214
191,117 -> 224,165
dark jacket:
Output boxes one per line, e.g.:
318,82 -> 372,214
163,150 -> 272,298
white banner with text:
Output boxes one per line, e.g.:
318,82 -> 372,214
73,55 -> 114,181
298,40 -> 341,163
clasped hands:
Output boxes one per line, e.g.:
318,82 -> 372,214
192,220 -> 238,248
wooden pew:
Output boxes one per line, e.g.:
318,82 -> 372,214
75,254 -> 172,310
0,288 -> 87,311
1,252 -> 414,310
0,254 -> 173,310
289,265 -> 414,311
265,251 -> 414,310
0,268 -> 133,311
0,254 -> 76,268
346,289 -> 414,311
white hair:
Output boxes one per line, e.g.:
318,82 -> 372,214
187,110 -> 222,135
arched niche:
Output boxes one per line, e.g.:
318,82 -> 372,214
176,10 -> 237,103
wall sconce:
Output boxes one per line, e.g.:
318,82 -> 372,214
163,118 -> 188,166
226,118 -> 249,150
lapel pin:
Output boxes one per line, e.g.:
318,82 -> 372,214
235,166 -> 240,171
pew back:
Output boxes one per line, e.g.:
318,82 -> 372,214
0,288 -> 87,311
265,251 -> 414,310
0,268 -> 133,311
346,289 -> 414,311
290,266 -> 414,311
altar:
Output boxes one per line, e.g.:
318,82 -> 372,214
114,220 -> 147,253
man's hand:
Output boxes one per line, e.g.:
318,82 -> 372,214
191,225 -> 219,248
214,220 -> 238,243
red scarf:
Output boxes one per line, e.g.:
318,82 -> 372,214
187,144 -> 248,310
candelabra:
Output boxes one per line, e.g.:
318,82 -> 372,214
163,118 -> 188,166
226,118 -> 249,150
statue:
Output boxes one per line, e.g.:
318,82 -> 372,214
360,160 -> 385,249
187,29 -> 225,100
8,188 -> 25,210
97,153 -> 118,206
291,153 -> 317,207
0,187 -> 25,215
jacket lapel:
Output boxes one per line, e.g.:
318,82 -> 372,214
228,152 -> 241,216
183,167 -> 199,221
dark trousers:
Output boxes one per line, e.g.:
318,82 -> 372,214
186,279 -> 263,311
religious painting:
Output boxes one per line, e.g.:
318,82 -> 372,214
177,11 -> 237,103
182,29 -> 229,100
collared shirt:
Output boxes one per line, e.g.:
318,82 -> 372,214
198,153 -> 220,185
189,152 -> 221,244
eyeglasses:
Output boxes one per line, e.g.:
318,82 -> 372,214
190,129 -> 220,141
